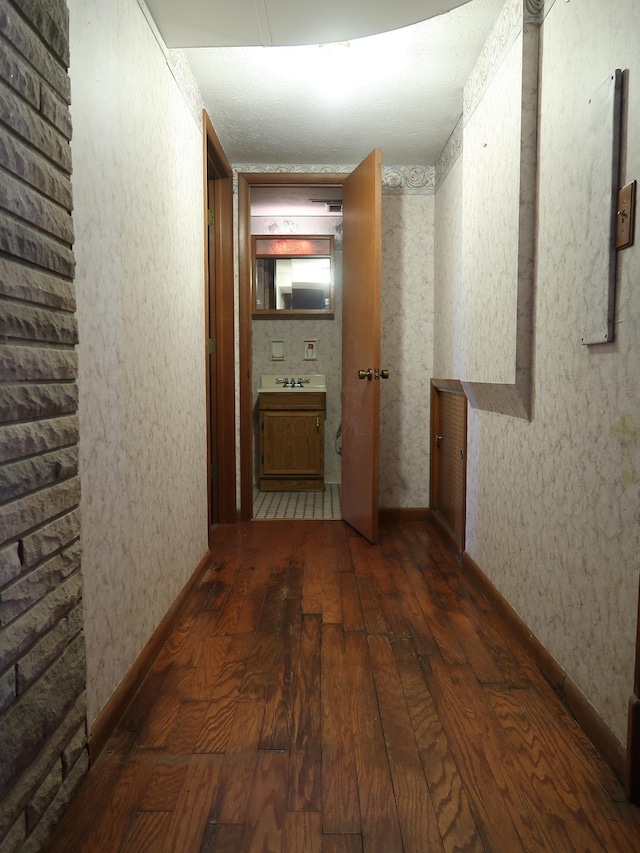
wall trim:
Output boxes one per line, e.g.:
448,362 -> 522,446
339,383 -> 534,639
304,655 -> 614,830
435,116 -> 463,189
626,573 -> 640,802
379,508 -> 430,523
233,163 -> 435,195
460,548 -> 626,784
462,380 -> 531,420
627,696 -> 640,803
88,549 -> 212,763
203,110 -> 236,528
427,504 -> 464,554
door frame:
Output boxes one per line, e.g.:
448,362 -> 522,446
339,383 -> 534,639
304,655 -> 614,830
238,171 -> 345,520
203,111 -> 236,532
430,378 -> 467,550
627,586 -> 640,802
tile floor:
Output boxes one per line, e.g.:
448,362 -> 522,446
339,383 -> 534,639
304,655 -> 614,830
253,485 -> 341,519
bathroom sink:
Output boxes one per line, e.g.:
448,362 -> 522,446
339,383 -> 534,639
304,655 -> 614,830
260,374 -> 326,393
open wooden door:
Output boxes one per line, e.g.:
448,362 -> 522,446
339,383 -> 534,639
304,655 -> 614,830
341,149 -> 382,543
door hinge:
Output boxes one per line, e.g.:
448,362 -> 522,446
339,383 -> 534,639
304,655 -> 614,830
210,463 -> 218,480
207,209 -> 215,227
208,338 -> 216,355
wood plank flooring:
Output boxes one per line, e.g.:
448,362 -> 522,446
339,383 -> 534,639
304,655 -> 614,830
47,519 -> 640,852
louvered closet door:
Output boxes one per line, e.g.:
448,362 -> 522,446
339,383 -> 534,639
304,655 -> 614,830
433,386 -> 467,546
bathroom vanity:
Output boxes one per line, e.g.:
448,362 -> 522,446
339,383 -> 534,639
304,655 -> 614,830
258,375 -> 326,491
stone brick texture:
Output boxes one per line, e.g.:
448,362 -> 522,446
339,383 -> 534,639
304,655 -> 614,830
0,2 -> 87,850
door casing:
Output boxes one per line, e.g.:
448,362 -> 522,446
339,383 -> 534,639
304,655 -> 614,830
204,111 -> 236,532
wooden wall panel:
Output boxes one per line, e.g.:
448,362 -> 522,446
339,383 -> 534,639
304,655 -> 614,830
431,382 -> 467,547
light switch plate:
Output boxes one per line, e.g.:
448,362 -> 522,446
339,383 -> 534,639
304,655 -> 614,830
616,180 -> 636,250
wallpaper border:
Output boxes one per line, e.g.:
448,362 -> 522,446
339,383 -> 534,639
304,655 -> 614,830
436,0 -> 551,191
435,115 -> 463,188
464,0 -> 523,124
233,164 -> 435,195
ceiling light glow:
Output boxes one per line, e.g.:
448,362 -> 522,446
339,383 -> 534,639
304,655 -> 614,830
300,35 -> 407,100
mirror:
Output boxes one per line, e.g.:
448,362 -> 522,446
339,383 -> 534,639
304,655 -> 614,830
252,235 -> 334,316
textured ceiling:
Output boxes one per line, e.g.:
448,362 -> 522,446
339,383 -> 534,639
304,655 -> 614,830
144,0 -> 505,167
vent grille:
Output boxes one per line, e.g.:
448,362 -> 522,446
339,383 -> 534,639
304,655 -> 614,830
309,198 -> 343,214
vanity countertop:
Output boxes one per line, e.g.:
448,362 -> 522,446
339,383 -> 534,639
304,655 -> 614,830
259,374 -> 326,393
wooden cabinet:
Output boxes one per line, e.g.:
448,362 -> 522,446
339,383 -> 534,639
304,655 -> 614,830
259,392 -> 325,491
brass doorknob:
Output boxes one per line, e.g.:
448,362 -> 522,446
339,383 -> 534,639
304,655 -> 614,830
358,369 -> 372,381
380,369 -> 390,379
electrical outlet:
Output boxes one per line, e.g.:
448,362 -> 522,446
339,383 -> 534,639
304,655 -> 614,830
616,180 -> 636,250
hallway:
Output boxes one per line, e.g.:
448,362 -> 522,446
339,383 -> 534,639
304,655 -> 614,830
47,519 -> 640,852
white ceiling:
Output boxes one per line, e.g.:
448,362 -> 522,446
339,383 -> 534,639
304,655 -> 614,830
145,0 -> 476,48
143,0 -> 505,166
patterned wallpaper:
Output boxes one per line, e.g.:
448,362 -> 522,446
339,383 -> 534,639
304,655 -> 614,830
435,0 -> 640,743
437,0 -> 553,190
380,194 -> 434,508
433,157 -> 463,380
462,38 -> 522,386
433,0 -> 540,419
436,8 -> 539,419
70,0 -> 209,725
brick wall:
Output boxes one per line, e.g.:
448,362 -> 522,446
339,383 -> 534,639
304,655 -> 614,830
0,1 -> 87,850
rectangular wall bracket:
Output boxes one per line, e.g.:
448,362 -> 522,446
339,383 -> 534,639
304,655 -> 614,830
582,69 -> 622,345
616,180 -> 636,250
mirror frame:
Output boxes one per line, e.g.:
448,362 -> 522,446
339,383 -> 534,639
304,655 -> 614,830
251,234 -> 335,318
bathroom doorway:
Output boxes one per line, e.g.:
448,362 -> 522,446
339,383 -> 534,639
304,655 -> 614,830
239,152 -> 383,541
238,172 -> 346,522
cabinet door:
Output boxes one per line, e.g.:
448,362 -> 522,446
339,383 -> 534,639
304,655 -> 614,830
431,385 -> 467,546
261,411 -> 324,476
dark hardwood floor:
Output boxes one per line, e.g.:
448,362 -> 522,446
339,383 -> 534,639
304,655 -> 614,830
47,519 -> 640,852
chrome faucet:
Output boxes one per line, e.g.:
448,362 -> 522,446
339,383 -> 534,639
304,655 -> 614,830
275,376 -> 310,388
